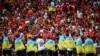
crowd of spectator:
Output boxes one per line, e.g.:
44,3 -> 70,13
0,0 -> 100,55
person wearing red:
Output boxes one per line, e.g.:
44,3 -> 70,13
27,9 -> 34,16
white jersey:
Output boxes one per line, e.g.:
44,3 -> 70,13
36,38 -> 45,51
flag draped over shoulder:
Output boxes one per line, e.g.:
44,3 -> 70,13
84,38 -> 96,54
64,35 -> 75,49
75,37 -> 84,54
58,41 -> 65,50
44,39 -> 56,51
2,37 -> 11,50
58,35 -> 65,50
14,38 -> 25,52
26,39 -> 38,53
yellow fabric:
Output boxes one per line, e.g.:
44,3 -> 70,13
27,45 -> 38,53
33,46 -> 38,53
58,41 -> 65,50
76,46 -> 85,54
64,40 -> 75,48
84,45 -> 96,54
15,42 -> 25,52
2,41 -> 11,50
45,43 -> 56,51
48,7 -> 55,12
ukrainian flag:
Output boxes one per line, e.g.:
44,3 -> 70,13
48,6 -> 55,12
76,37 -> 85,54
26,39 -> 38,53
84,38 -> 96,54
64,36 -> 75,49
45,39 -> 56,51
15,38 -> 25,52
2,37 -> 11,50
58,35 -> 65,50
84,45 -> 96,54
76,46 -> 85,54
64,40 -> 75,48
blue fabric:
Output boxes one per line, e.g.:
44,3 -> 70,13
49,6 -> 55,8
50,2 -> 55,7
3,37 -> 9,42
85,38 -> 93,45
66,34 -> 73,40
47,39 -> 55,45
15,38 -> 22,44
66,36 -> 73,40
76,36 -> 83,46
26,39 -> 36,46
59,35 -> 65,41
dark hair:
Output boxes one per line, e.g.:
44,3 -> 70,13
47,37 -> 50,39
16,34 -> 19,38
28,37 -> 32,39
32,37 -> 36,41
66,34 -> 69,36
39,36 -> 42,38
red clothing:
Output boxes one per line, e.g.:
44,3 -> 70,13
51,33 -> 56,40
62,3 -> 67,12
53,17 -> 61,25
36,0 -> 41,4
42,32 -> 48,42
42,4 -> 48,9
27,9 -> 34,16
56,6 -> 61,14
88,31 -> 96,40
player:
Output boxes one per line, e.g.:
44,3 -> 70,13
2,33 -> 12,56
36,36 -> 45,56
14,34 -> 26,56
84,36 -> 96,56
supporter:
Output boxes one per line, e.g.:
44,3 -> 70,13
2,33 -> 12,56
36,36 -> 45,56
75,34 -> 84,56
14,34 -> 26,56
0,0 -> 100,56
84,36 -> 96,56
45,37 -> 56,56
58,33 -> 65,56
26,37 -> 37,56
64,33 -> 75,56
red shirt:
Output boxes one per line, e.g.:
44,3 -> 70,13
56,6 -> 61,14
42,31 -> 48,42
62,3 -> 67,12
53,17 -> 61,25
88,31 -> 96,40
51,33 -> 56,40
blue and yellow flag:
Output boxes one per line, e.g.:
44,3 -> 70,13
48,6 -> 55,12
64,35 -> 75,49
75,36 -> 84,54
45,39 -> 56,51
26,39 -> 38,53
14,38 -> 25,52
2,37 -> 11,50
84,38 -> 96,54
58,35 -> 65,50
